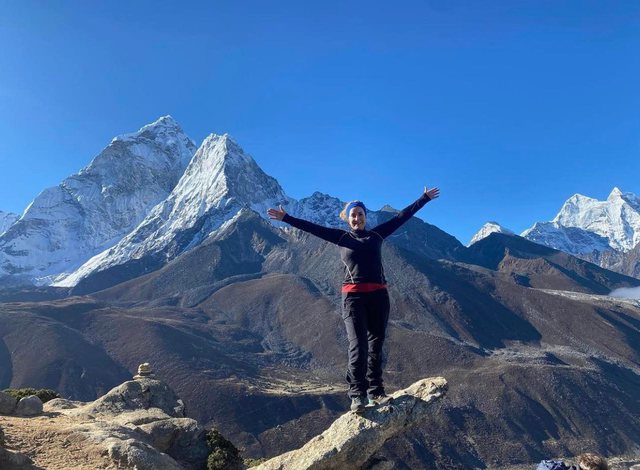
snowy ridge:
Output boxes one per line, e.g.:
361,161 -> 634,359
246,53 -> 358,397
54,134 -> 294,287
551,187 -> 640,251
0,116 -> 196,283
469,221 -> 514,246
290,192 -> 346,228
522,188 -> 640,255
0,211 -> 18,236
522,222 -> 612,256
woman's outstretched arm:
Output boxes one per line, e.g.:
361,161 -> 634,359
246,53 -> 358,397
372,187 -> 440,239
268,205 -> 347,245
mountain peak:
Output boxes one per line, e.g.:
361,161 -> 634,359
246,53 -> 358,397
143,115 -> 179,130
469,221 -> 514,246
198,133 -> 254,168
608,187 -> 623,200
380,204 -> 398,213
112,116 -> 192,149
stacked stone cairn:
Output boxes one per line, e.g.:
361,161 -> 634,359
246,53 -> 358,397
133,362 -> 155,379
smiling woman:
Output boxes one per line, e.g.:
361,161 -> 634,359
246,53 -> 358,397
267,186 -> 439,413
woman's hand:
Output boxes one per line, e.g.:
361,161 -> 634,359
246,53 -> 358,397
267,205 -> 287,221
424,187 -> 440,200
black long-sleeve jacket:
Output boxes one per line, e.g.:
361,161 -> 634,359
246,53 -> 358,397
282,192 -> 431,285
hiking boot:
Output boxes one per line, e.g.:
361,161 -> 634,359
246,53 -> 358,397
350,396 -> 366,413
368,393 -> 390,406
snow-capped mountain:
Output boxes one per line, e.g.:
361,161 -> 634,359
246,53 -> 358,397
0,211 -> 18,236
54,134 -> 294,287
522,187 -> 640,276
291,192 -> 347,228
0,116 -> 196,284
56,133 -> 446,289
469,222 -> 514,246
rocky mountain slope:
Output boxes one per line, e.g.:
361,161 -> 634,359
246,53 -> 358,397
1,207 -> 639,468
0,116 -> 196,286
1,122 -> 639,468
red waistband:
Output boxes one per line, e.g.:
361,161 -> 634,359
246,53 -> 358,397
341,283 -> 387,293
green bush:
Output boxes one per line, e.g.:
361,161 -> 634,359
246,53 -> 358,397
2,388 -> 60,403
206,428 -> 243,470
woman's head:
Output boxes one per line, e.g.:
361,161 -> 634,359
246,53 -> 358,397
340,201 -> 367,230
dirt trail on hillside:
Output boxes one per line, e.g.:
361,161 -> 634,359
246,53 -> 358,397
1,413 -> 115,469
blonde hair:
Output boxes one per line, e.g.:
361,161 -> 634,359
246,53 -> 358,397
578,454 -> 608,470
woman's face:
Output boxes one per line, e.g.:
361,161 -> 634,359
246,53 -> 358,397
349,206 -> 366,230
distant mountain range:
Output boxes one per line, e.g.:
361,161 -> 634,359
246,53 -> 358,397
2,120 -> 639,287
1,117 -> 639,468
470,187 -> 640,280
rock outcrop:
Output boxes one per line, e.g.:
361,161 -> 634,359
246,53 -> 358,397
27,373 -> 209,470
79,376 -> 185,418
255,377 -> 448,470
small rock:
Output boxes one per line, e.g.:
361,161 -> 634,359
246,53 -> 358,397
0,391 -> 17,415
15,395 -> 43,417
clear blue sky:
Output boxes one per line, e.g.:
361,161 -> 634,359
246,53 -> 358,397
1,1 -> 639,244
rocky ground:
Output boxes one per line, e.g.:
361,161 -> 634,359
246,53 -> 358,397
0,374 -> 208,470
1,375 -> 453,470
0,413 -> 116,469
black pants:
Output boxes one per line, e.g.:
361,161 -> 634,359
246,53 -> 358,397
342,289 -> 390,399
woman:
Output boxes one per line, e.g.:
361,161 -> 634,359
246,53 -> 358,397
267,187 -> 440,413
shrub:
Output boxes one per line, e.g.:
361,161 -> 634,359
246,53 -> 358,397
2,388 -> 60,403
206,428 -> 243,470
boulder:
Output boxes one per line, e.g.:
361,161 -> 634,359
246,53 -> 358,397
15,395 -> 43,417
104,437 -> 183,470
138,417 -> 209,467
0,391 -> 17,415
255,376 -> 448,470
